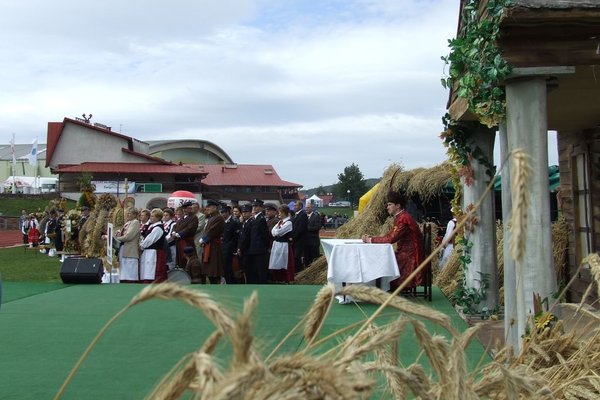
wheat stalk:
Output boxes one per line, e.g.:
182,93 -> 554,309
509,149 -> 532,262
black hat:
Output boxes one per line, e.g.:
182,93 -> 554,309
206,199 -> 220,207
251,199 -> 264,207
387,191 -> 407,207
181,200 -> 195,208
241,204 -> 252,212
264,202 -> 277,211
219,205 -> 231,213
183,246 -> 195,255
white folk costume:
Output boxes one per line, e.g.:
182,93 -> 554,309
139,222 -> 166,283
439,218 -> 456,269
115,219 -> 141,282
268,217 -> 295,282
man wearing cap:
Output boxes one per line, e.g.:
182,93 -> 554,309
245,199 -> 269,284
237,203 -> 253,283
198,199 -> 225,284
264,203 -> 280,250
220,205 -> 240,284
172,200 -> 199,268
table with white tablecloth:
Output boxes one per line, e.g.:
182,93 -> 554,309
321,239 -> 400,302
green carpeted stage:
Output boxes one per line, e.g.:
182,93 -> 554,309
0,283 -> 488,399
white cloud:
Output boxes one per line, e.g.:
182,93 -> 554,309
0,0 -> 460,188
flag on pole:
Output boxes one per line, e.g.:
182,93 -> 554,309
9,133 -> 16,168
27,138 -> 38,167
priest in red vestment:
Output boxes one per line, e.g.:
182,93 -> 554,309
362,191 -> 425,290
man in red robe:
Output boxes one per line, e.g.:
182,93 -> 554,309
362,191 -> 425,290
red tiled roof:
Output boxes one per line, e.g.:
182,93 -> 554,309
199,164 -> 301,187
54,162 -> 208,175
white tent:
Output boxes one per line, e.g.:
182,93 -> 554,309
306,194 -> 323,208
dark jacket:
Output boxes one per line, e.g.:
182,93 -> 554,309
292,210 -> 308,245
306,211 -> 323,246
247,212 -> 269,255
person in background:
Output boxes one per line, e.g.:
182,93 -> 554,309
114,208 -> 141,283
362,191 -> 425,291
174,207 -> 184,222
54,209 -> 65,255
264,203 -> 279,251
162,208 -> 177,270
268,205 -> 295,283
172,201 -> 199,268
73,206 -> 90,246
44,209 -> 58,254
27,213 -> 40,247
139,208 -> 167,283
220,205 -> 240,284
19,210 -> 28,244
292,201 -> 308,273
198,199 -> 225,284
232,205 -> 242,223
192,202 -> 207,261
237,203 -> 253,283
183,246 -> 202,283
245,199 -> 269,284
139,209 -> 151,237
439,216 -> 457,269
304,203 -> 323,267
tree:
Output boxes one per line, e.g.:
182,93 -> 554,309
316,185 -> 327,196
333,163 -> 368,206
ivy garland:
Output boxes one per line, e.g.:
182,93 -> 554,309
440,0 -> 511,216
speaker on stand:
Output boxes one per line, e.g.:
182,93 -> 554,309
60,258 -> 104,284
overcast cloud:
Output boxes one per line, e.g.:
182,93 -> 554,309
1,0 -> 482,188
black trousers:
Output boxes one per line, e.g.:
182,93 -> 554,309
245,253 -> 269,284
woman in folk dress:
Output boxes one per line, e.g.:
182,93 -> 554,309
115,208 -> 141,283
268,205 -> 295,283
139,208 -> 167,283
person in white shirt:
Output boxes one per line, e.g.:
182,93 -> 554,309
139,208 -> 167,283
439,217 -> 457,269
268,205 -> 295,283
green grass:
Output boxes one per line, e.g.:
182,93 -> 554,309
0,197 -> 76,217
0,247 -> 63,282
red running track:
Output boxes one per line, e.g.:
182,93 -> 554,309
0,230 -> 23,248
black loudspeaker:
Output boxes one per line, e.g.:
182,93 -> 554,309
60,258 -> 104,284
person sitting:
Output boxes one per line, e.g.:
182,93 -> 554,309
362,191 -> 425,291
183,246 -> 203,284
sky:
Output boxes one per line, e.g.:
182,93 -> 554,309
0,0 -> 556,189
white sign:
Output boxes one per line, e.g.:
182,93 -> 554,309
107,223 -> 113,266
92,181 -> 136,194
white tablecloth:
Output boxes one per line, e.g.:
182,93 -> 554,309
322,239 -> 400,299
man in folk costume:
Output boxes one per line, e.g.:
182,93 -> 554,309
268,204 -> 295,283
139,208 -> 167,283
114,208 -> 141,283
172,201 -> 199,268
304,202 -> 323,267
362,190 -> 425,291
192,202 -> 207,260
246,199 -> 270,284
220,205 -> 240,284
198,199 -> 225,284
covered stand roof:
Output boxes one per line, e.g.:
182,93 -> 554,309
200,164 -> 301,188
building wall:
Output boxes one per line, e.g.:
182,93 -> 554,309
557,128 -> 600,305
49,124 -> 145,168
155,148 -> 222,164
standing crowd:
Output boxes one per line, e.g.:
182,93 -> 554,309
110,198 -> 324,284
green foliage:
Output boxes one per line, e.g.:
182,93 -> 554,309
441,0 -> 513,127
333,163 -> 368,205
452,237 -> 491,316
0,197 -> 76,217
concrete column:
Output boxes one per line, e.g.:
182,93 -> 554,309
505,77 -> 557,347
499,122 -> 519,351
461,126 -> 499,312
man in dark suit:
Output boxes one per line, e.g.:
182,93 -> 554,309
304,202 -> 323,267
220,205 -> 240,284
292,201 -> 308,272
264,203 -> 279,251
237,203 -> 254,283
246,199 -> 269,284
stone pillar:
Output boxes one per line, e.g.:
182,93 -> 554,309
499,122 -> 519,351
505,77 -> 557,348
461,126 -> 499,312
